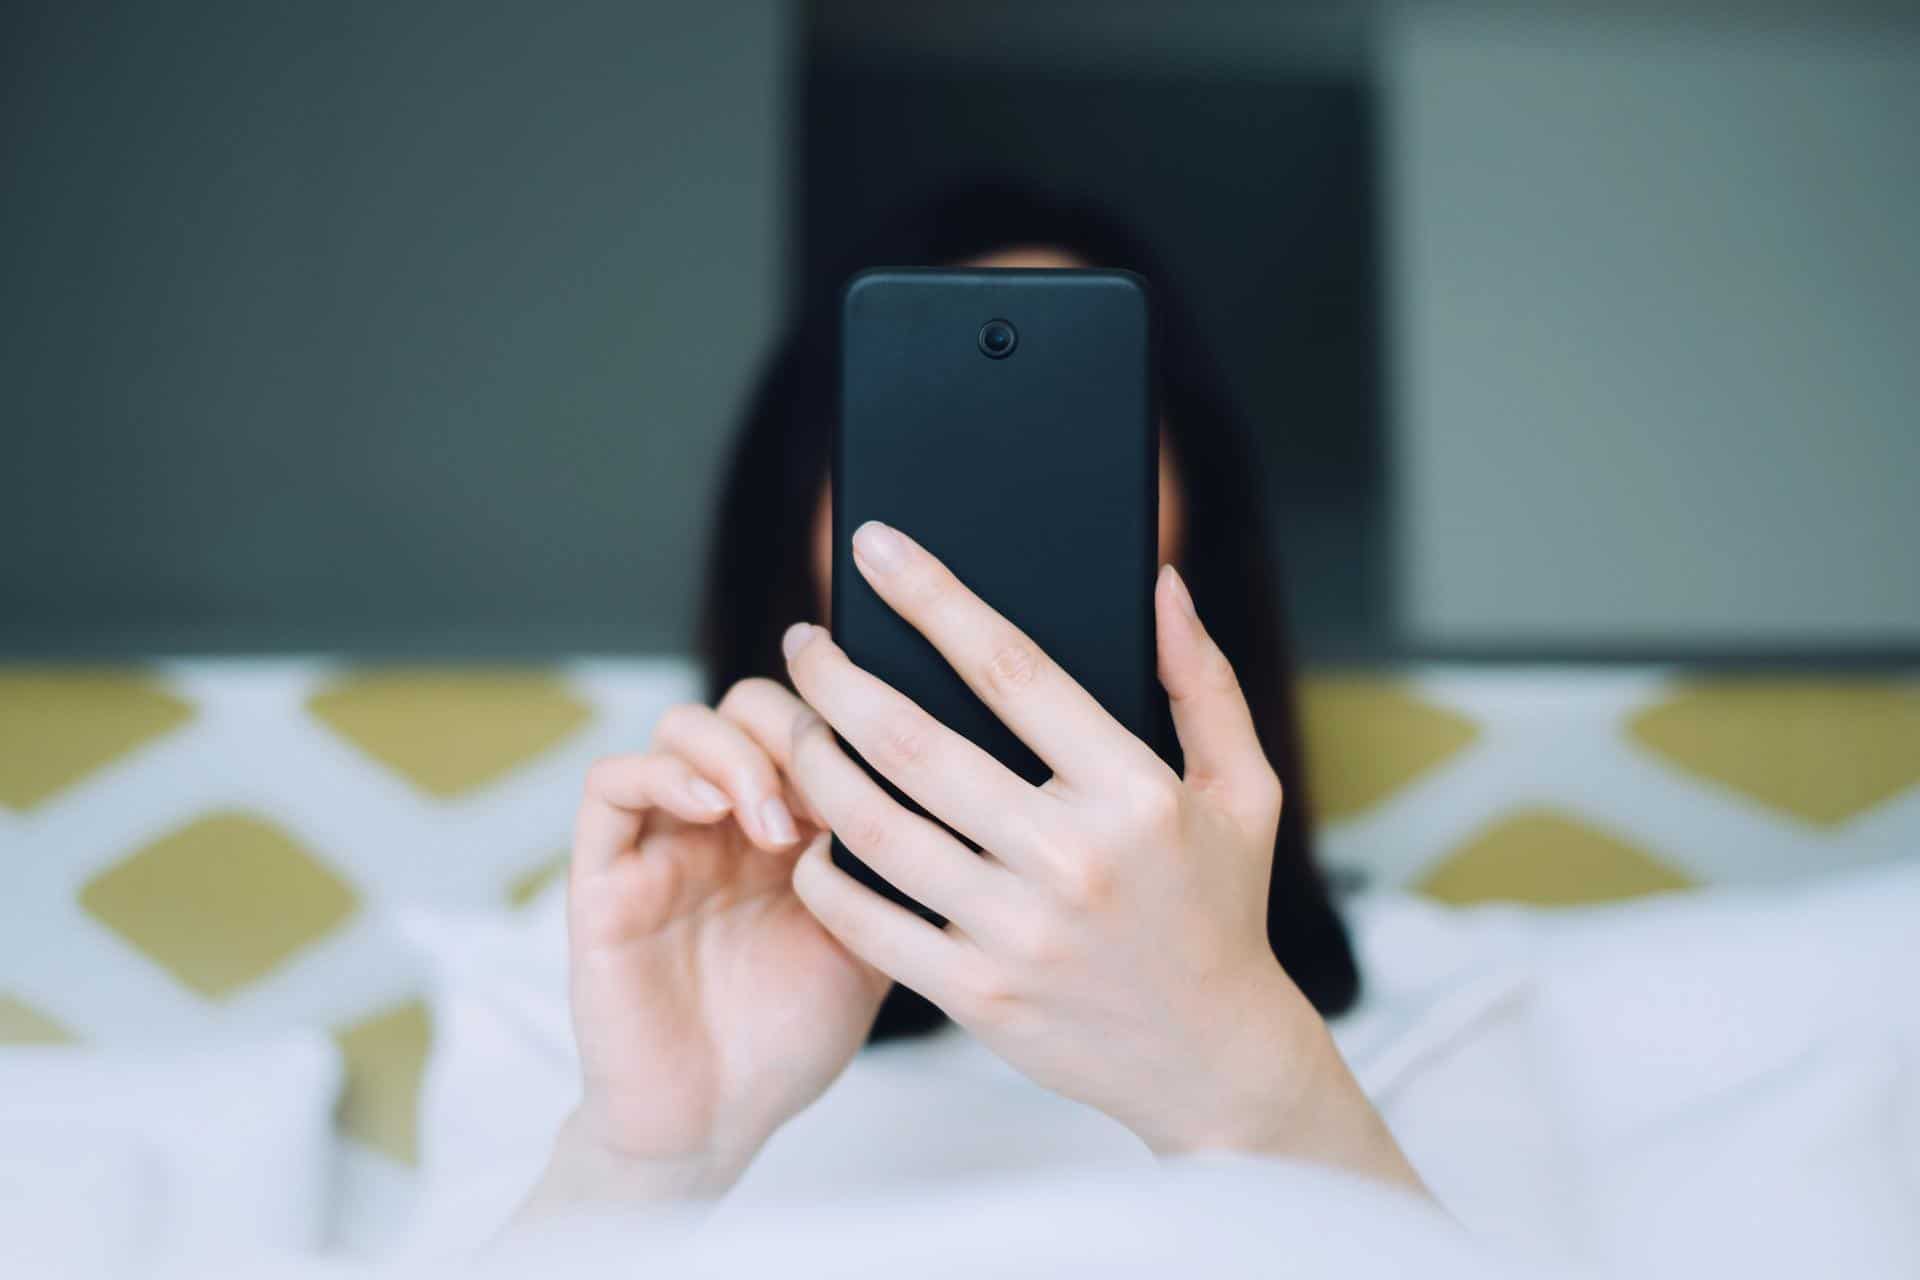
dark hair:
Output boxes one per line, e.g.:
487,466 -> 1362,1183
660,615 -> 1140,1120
700,184 -> 1359,1039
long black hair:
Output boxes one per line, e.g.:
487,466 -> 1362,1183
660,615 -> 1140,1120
700,184 -> 1359,1038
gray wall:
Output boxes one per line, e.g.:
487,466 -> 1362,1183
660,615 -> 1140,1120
12,3 -> 1917,659
1,1 -> 783,655
1386,9 -> 1920,651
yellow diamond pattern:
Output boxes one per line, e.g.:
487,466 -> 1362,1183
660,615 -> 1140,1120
307,670 -> 592,799
1299,676 -> 1480,822
334,1000 -> 432,1166
80,812 -> 358,999
1418,808 -> 1696,906
0,993 -> 76,1044
1629,679 -> 1920,826
0,669 -> 193,811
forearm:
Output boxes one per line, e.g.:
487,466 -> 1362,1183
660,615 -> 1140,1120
1245,1029 -> 1429,1198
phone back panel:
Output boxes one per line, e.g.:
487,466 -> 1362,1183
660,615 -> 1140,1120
833,268 -> 1157,916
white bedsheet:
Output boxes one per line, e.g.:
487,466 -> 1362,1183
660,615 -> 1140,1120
396,855 -> 1920,1276
14,857 -> 1917,1277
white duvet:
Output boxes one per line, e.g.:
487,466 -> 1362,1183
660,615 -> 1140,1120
397,854 -> 1920,1278
7,855 -> 1917,1278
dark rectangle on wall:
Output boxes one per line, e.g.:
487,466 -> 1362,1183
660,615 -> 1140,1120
796,38 -> 1386,659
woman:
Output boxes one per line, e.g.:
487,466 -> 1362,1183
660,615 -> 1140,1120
521,188 -> 1427,1214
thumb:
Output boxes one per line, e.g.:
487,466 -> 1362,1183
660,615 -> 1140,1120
1155,565 -> 1282,817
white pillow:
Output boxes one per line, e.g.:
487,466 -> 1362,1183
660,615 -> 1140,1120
1582,1042 -> 1920,1280
1519,856 -> 1920,1156
396,891 -> 579,1255
1389,856 -> 1920,1272
0,1032 -> 342,1258
0,1128 -> 159,1278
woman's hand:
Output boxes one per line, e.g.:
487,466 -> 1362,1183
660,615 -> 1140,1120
780,521 -> 1424,1194
523,682 -> 890,1215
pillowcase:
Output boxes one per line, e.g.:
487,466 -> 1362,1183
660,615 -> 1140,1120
395,890 -> 580,1256
1581,1042 -> 1920,1280
1518,856 -> 1920,1155
0,1031 -> 343,1258
0,1128 -> 158,1277
1393,854 -> 1920,1271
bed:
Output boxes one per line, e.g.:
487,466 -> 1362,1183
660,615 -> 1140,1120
2,659 -> 1916,1275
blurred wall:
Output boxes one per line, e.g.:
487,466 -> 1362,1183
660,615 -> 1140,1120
0,1 -> 784,655
7,2 -> 1916,661
1387,9 -> 1920,652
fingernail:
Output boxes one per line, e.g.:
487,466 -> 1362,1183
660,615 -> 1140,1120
782,622 -> 817,660
685,779 -> 730,814
759,795 -> 799,846
1162,564 -> 1198,620
852,521 -> 909,576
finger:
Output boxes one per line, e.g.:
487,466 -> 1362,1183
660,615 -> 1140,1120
652,703 -> 801,851
847,520 -> 1162,789
1155,565 -> 1282,821
787,707 -> 1007,935
782,621 -> 1049,868
573,752 -> 732,876
716,677 -> 828,827
790,835 -> 974,1004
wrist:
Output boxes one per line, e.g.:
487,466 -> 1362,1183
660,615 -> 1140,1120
1159,963 -> 1430,1198
1151,960 -> 1324,1156
521,1098 -> 765,1218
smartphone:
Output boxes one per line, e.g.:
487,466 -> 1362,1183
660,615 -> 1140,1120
833,267 -> 1159,920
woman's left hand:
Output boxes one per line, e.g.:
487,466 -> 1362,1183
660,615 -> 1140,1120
780,521 -> 1425,1194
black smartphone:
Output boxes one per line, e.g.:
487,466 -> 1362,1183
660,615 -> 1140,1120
832,267 -> 1159,920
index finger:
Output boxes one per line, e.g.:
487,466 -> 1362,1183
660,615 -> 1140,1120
573,752 -> 730,876
847,520 -> 1162,789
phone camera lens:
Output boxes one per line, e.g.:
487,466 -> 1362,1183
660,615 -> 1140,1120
977,319 -> 1017,359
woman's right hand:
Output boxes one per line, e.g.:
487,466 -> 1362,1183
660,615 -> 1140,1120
523,679 -> 890,1213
